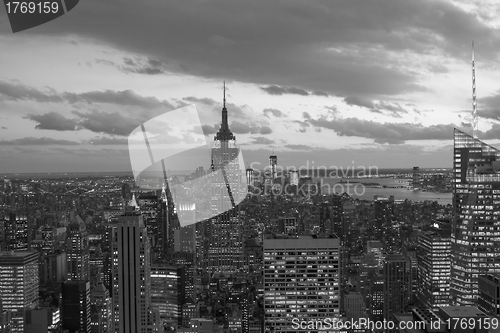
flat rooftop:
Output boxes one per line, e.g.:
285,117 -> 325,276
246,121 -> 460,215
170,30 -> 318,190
439,306 -> 487,318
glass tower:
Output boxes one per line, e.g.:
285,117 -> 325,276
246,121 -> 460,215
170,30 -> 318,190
451,128 -> 500,305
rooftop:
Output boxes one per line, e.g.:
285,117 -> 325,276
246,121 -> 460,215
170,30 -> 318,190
439,306 -> 487,318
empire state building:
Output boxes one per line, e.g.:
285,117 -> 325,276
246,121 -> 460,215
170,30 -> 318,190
207,84 -> 244,274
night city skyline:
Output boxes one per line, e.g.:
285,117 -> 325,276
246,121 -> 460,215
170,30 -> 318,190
2,1 -> 500,333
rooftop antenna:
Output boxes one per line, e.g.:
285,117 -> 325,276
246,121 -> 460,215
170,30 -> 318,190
472,41 -> 478,138
223,80 -> 226,109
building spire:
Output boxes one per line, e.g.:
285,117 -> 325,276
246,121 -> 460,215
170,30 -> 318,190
214,81 -> 235,141
223,80 -> 226,109
472,40 -> 478,139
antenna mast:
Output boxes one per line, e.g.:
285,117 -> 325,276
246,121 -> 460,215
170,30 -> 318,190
472,41 -> 478,138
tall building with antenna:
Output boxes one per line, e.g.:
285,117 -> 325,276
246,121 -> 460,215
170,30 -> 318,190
450,43 -> 500,305
207,82 -> 244,274
269,150 -> 277,181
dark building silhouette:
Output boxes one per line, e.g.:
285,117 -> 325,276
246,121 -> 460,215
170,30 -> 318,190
61,280 -> 91,333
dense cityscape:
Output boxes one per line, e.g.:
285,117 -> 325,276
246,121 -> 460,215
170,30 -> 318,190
2,1 -> 500,333
1,88 -> 500,333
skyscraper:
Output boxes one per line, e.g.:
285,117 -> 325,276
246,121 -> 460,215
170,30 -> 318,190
477,273 -> 500,318
0,251 -> 39,333
111,207 -> 152,333
417,224 -> 452,310
150,264 -> 185,328
269,151 -> 277,181
246,168 -> 254,187
451,128 -> 500,305
412,167 -> 420,190
66,214 -> 90,281
263,235 -> 340,332
4,212 -> 28,251
383,253 -> 411,320
207,83 -> 244,274
61,280 -> 91,333
90,282 -> 113,333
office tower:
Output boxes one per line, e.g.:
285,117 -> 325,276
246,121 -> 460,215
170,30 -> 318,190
417,224 -> 452,310
208,84 -> 244,274
66,214 -> 89,281
0,251 -> 39,333
61,280 -> 91,333
174,225 -> 196,253
151,264 -> 185,327
136,192 -> 161,257
40,250 -> 67,289
367,274 -> 384,322
331,195 -> 343,239
412,167 -> 420,190
342,202 -> 356,243
111,207 -> 152,333
246,168 -> 254,187
175,203 -> 196,253
158,185 -> 172,257
451,128 -> 500,305
5,212 -> 28,251
263,235 -> 340,332
383,253 -> 411,320
478,273 -> 500,317
90,282 -> 112,333
269,151 -> 277,181
319,201 -> 330,234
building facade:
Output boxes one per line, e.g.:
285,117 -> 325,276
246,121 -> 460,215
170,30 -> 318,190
263,235 -> 340,332
451,128 -> 500,305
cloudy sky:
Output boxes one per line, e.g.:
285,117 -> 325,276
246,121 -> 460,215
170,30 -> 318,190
1,0 -> 500,173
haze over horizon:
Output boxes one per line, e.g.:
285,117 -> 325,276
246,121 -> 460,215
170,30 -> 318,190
2,0 -> 500,173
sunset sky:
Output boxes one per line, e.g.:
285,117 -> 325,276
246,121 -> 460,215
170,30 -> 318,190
1,0 -> 500,173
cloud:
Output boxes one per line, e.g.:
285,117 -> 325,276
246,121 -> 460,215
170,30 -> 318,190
306,116 -> 462,144
285,144 -> 313,150
481,124 -> 500,140
202,124 -> 219,136
248,137 -> 275,145
183,96 -> 218,106
72,110 -> 143,136
259,126 -> 272,135
29,0 -> 493,96
64,89 -> 174,109
1,127 -> 7,129
86,136 -> 129,145
0,80 -> 175,111
208,35 -> 236,47
97,56 -> 165,75
229,121 -> 273,135
0,137 -> 80,145
343,96 -> 409,117
24,112 -> 79,131
263,108 -> 284,118
0,80 -> 63,103
312,90 -> 328,97
260,85 -> 310,96
344,96 -> 375,109
477,92 -> 500,121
